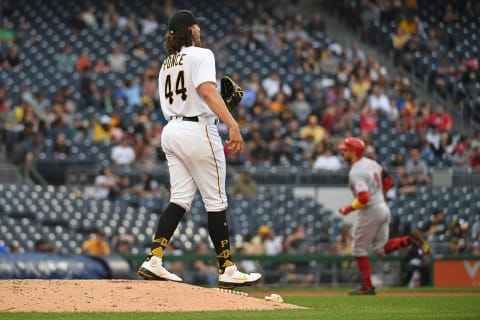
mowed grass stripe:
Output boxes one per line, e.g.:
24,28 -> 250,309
1,295 -> 479,320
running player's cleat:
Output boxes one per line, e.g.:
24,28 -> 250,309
349,286 -> 376,295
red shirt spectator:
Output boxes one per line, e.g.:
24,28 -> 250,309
470,147 -> 480,168
360,106 -> 377,132
427,106 -> 452,132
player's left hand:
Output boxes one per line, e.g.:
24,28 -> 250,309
338,206 -> 352,215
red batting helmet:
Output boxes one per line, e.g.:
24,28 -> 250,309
338,137 -> 365,157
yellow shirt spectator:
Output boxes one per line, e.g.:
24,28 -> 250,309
300,115 -> 327,144
82,230 -> 110,255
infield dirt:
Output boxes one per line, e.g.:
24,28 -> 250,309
0,279 -> 304,312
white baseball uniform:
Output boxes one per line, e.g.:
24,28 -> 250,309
348,157 -> 390,256
158,45 -> 226,212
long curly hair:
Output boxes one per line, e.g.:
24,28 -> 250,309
165,28 -> 193,55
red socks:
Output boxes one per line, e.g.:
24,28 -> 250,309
355,237 -> 412,289
354,256 -> 373,288
384,236 -> 410,254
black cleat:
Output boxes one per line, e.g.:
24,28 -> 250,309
349,286 -> 376,295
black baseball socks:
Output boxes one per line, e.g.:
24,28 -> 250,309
148,202 -> 186,259
208,210 -> 234,272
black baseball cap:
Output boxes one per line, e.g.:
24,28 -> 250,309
168,10 -> 206,34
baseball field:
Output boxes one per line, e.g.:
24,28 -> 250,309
1,280 -> 479,319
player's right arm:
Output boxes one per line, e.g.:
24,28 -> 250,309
197,82 -> 243,153
338,171 -> 370,215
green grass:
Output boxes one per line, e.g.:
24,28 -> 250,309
1,290 -> 480,320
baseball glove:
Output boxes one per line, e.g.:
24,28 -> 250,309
220,76 -> 243,111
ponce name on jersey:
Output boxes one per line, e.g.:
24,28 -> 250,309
163,53 -> 187,70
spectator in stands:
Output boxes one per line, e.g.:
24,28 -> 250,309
122,77 -> 142,108
414,102 -> 431,132
81,229 -> 111,256
130,35 -> 148,60
306,11 -> 326,36
111,233 -> 134,255
390,152 -> 406,168
3,45 -> 21,70
345,42 -> 366,63
94,166 -> 124,200
80,4 -> 99,30
92,114 -> 112,143
55,45 -> 77,72
231,170 -> 258,198
395,166 -> 418,195
359,104 -> 378,133
300,115 -> 327,145
290,91 -> 311,123
422,209 -> 448,240
359,0 -> 379,43
107,45 -> 127,72
312,146 -> 342,172
447,219 -> 468,254
405,146 -> 430,185
368,84 -> 391,115
69,8 -> 87,32
136,143 -> 160,170
349,68 -> 371,102
262,72 -> 291,99
431,52 -> 456,98
140,13 -> 159,35
442,2 -> 459,24
94,58 -> 109,73
111,135 -> 136,166
0,18 -> 14,47
15,130 -> 47,183
52,132 -> 70,159
102,3 -> 127,31
427,106 -> 452,133
75,50 -> 92,72
255,225 -> 284,283
29,90 -> 51,124
269,92 -> 288,114
451,136 -> 472,167
126,12 -> 140,36
79,67 -> 99,109
398,10 -> 418,37
470,146 -> 480,168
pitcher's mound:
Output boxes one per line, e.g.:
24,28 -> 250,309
0,279 -> 304,312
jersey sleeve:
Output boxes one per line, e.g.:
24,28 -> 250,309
349,171 -> 369,195
192,48 -> 216,88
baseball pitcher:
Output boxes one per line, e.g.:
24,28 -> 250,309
137,10 -> 261,289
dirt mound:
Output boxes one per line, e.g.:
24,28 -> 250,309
0,279 -> 304,312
